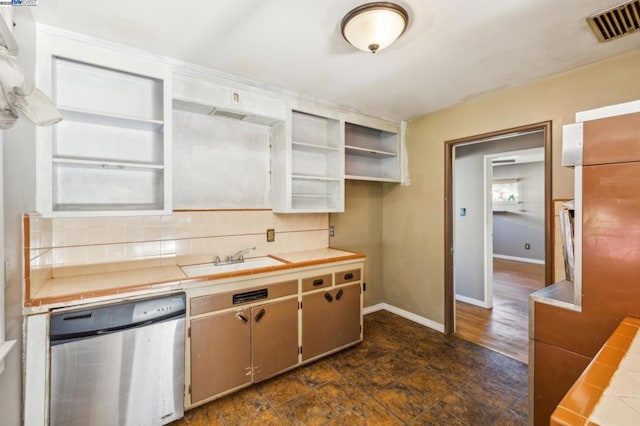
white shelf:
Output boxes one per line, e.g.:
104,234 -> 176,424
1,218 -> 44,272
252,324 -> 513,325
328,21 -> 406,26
293,141 -> 341,152
292,174 -> 341,182
59,107 -> 164,131
345,175 -> 400,183
345,145 -> 396,158
292,193 -> 332,198
52,157 -> 164,170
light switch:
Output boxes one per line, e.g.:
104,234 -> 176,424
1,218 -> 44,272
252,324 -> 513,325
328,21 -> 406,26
460,208 -> 466,217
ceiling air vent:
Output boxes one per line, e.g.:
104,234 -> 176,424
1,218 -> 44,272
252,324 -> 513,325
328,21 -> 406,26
587,0 -> 640,42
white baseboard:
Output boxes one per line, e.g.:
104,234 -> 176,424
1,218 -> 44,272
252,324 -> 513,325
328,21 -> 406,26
363,303 -> 385,315
455,294 -> 490,308
493,254 -> 544,265
363,303 -> 445,333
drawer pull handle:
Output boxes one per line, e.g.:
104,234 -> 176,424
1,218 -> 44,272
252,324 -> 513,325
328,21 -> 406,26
313,279 -> 324,287
255,308 -> 266,322
336,289 -> 344,300
236,312 -> 248,323
324,292 -> 333,303
344,273 -> 354,280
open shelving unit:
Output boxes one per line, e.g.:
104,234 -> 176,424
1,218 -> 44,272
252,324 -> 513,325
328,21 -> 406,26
345,122 -> 400,182
282,110 -> 344,212
50,57 -> 168,214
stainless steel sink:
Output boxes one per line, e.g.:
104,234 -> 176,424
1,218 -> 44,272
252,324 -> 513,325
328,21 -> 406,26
180,256 -> 285,278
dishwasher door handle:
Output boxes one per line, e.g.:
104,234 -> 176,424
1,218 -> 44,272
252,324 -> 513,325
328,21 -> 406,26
96,320 -> 154,335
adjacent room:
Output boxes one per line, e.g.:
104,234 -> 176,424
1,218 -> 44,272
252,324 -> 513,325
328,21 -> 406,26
0,1 -> 639,425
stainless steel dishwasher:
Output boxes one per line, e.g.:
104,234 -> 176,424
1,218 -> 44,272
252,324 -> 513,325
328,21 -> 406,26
49,292 -> 186,426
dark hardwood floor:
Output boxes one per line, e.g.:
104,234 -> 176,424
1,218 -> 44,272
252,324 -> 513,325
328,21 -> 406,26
455,258 -> 545,364
174,310 -> 528,425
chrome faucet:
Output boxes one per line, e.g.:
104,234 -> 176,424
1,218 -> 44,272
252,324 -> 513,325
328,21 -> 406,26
227,246 -> 256,263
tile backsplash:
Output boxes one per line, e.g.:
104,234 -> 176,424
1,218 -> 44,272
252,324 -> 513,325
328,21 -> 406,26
27,211 -> 329,280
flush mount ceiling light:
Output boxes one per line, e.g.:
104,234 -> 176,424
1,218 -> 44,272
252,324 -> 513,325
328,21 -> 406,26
341,2 -> 409,53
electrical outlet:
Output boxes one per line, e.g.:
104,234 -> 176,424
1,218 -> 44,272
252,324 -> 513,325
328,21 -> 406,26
525,243 -> 531,250
266,229 -> 275,242
329,226 -> 335,237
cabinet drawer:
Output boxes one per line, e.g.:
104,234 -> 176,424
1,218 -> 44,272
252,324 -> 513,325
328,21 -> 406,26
335,269 -> 361,285
302,274 -> 332,292
190,280 -> 297,316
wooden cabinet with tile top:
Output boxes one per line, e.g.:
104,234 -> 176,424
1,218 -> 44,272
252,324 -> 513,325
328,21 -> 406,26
301,271 -> 362,361
184,259 -> 364,409
187,279 -> 299,406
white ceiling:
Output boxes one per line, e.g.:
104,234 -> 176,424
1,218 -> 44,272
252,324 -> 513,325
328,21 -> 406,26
30,0 -> 640,121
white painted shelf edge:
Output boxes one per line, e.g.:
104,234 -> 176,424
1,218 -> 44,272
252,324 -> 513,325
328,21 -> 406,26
59,106 -> 164,131
292,141 -> 341,152
345,145 -> 396,158
345,175 -> 400,183
292,194 -> 332,198
52,157 -> 164,170
291,174 -> 341,182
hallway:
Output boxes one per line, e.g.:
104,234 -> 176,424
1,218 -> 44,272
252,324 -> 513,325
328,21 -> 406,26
455,258 -> 545,363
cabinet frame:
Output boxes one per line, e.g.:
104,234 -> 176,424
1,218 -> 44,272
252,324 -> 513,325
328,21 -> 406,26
35,31 -> 173,216
184,261 -> 364,409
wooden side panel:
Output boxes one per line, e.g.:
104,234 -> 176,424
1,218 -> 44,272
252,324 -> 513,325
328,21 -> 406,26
533,341 -> 591,426
583,112 -> 640,165
331,284 -> 362,348
251,298 -> 299,382
190,309 -> 251,403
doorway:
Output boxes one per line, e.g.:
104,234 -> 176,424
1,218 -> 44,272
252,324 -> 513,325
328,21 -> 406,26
444,122 -> 552,360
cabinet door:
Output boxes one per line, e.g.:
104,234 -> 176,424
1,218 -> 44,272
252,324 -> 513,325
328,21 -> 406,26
331,284 -> 362,349
251,298 -> 299,382
302,284 -> 362,361
302,290 -> 336,361
190,309 -> 251,404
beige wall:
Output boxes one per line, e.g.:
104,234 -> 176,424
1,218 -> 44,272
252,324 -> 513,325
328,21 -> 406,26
330,180 -> 384,307
383,49 -> 640,325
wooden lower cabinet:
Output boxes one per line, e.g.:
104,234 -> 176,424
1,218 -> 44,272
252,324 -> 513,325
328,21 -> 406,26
189,297 -> 299,404
302,283 -> 361,361
190,309 -> 251,404
187,263 -> 364,407
251,298 -> 299,382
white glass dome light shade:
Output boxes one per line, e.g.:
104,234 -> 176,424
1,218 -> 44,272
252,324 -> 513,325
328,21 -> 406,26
341,3 -> 409,53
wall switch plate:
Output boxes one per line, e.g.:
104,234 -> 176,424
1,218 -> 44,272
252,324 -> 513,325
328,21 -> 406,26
329,226 -> 335,237
266,229 -> 275,242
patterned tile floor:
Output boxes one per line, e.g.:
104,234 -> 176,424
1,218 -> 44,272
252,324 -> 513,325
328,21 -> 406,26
173,310 -> 528,425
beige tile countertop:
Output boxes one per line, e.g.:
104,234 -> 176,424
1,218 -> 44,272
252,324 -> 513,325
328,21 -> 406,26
27,247 -> 364,309
551,317 -> 640,426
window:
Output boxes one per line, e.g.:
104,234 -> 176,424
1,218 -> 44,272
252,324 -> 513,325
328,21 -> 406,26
492,178 -> 520,204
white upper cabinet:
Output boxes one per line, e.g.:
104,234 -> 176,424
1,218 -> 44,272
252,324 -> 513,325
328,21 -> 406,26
344,119 -> 402,183
36,32 -> 173,216
271,108 -> 345,213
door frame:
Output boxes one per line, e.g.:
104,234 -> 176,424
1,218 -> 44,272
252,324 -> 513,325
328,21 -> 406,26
444,121 -> 553,335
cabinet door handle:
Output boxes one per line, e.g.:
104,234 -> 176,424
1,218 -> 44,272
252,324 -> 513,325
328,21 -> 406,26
236,312 -> 248,323
335,289 -> 344,300
324,292 -> 333,303
344,273 -> 354,280
255,308 -> 266,322
313,279 -> 324,287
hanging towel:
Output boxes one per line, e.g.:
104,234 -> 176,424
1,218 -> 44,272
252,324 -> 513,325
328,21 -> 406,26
0,45 -> 62,128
